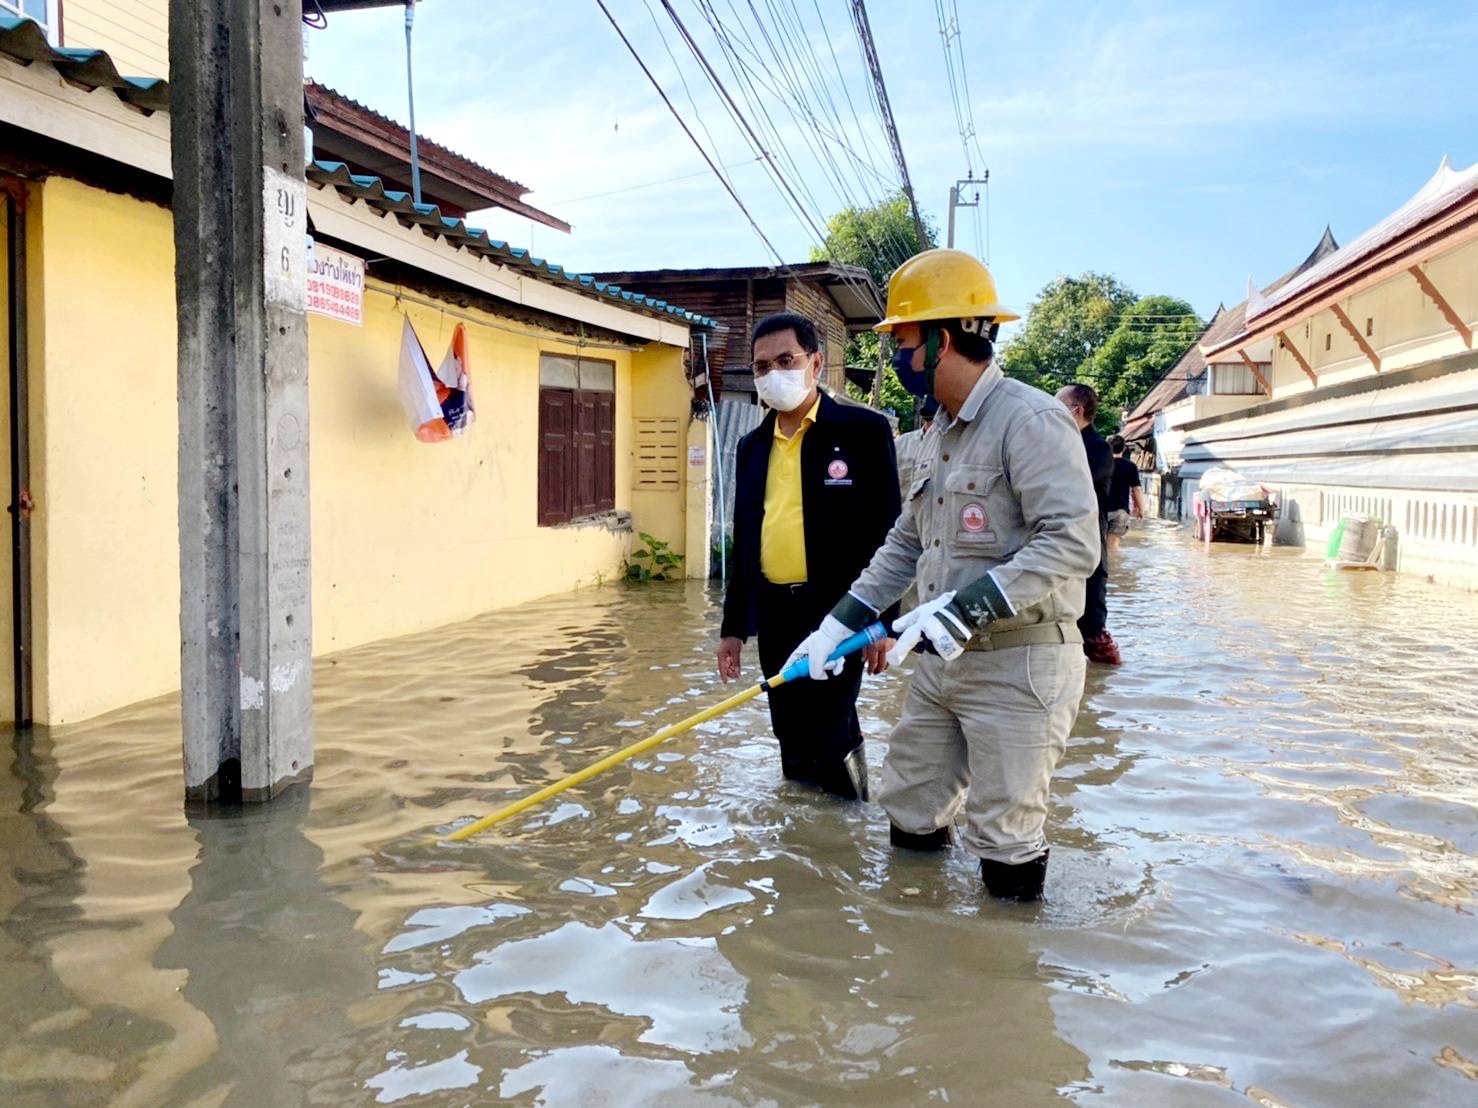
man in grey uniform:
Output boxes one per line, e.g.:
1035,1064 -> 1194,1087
893,397 -> 939,499
789,249 -> 1101,901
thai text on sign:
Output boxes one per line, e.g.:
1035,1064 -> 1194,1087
306,244 -> 365,325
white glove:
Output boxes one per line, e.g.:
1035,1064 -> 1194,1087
887,591 -> 974,665
784,614 -> 851,681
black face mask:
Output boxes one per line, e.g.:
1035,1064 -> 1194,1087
888,328 -> 941,399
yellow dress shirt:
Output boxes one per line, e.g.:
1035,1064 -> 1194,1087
760,397 -> 820,585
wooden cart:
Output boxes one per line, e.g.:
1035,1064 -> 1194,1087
1195,497 -> 1275,544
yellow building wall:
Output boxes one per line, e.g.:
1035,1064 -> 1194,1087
1270,237 -> 1478,399
30,177 -> 181,725
29,175 -> 695,723
309,286 -> 639,656
61,0 -> 170,79
0,197 -> 12,722
627,343 -> 691,564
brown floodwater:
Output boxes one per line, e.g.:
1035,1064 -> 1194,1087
2,523 -> 1476,1106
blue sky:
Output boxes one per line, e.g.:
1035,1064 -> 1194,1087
306,1 -> 1478,328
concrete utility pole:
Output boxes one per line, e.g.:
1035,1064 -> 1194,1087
946,173 -> 986,250
170,0 -> 314,804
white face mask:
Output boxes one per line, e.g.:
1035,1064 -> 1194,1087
756,368 -> 813,412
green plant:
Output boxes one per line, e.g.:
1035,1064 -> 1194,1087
710,532 -> 735,576
626,532 -> 685,582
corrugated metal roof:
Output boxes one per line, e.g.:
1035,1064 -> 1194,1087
1120,332 -> 1208,441
0,15 -> 716,333
308,162 -> 717,330
0,15 -> 169,113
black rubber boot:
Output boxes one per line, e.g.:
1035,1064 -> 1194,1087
889,823 -> 954,850
781,746 -> 868,801
980,850 -> 1049,901
841,745 -> 869,802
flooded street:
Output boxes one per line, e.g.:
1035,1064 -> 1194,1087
2,523 -> 1477,1106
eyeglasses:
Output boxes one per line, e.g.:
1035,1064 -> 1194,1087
749,351 -> 815,375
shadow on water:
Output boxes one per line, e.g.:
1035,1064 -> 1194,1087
153,787 -> 377,1106
0,732 -> 132,1107
2,526 -> 1478,1104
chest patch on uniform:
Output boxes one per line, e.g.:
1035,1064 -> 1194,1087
828,459 -> 849,480
960,503 -> 988,532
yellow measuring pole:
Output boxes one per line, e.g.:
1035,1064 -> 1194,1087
443,674 -> 783,842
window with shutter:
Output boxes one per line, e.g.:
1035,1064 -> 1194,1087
595,393 -> 616,510
538,354 -> 618,525
573,391 -> 599,518
538,389 -> 574,525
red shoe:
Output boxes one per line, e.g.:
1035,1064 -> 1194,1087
1083,631 -> 1122,666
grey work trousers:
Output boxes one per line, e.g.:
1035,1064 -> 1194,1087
878,644 -> 1086,864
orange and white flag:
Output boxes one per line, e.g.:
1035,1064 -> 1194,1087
397,318 -> 475,442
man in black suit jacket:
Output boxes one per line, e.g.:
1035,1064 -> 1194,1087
717,312 -> 902,799
1057,383 -> 1120,666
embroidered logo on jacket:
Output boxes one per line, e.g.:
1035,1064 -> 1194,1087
960,503 -> 988,532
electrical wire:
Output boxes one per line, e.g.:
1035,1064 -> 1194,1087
662,0 -> 887,307
681,2 -> 899,301
695,0 -> 914,272
666,0 -> 833,246
548,156 -> 764,205
642,0 -> 734,192
951,0 -> 988,174
594,0 -> 794,270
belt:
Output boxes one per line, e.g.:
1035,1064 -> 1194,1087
964,621 -> 1082,651
760,579 -> 811,593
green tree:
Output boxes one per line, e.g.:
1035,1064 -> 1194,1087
1080,295 -> 1202,426
843,339 -> 921,430
810,191 -> 937,290
814,192 -> 937,431
1000,273 -> 1136,394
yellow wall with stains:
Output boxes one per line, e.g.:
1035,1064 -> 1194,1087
25,176 -> 696,724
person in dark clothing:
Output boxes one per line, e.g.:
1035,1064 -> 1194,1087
1056,383 -> 1121,666
718,312 -> 902,799
1106,434 -> 1147,553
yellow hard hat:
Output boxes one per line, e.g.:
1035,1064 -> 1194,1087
874,249 -> 1020,333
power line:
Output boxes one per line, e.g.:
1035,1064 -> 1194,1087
642,0 -> 732,187
715,1 -> 898,206
548,155 -> 764,205
808,0 -> 891,180
699,0 -> 913,271
851,0 -> 929,250
659,0 -> 881,308
950,0 -> 989,174
594,0 -> 793,270
661,0 -> 833,244
935,0 -> 987,177
698,0 -> 854,244
701,1 -> 915,272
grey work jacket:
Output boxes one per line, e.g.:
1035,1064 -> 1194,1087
893,425 -> 935,499
850,363 -> 1101,637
